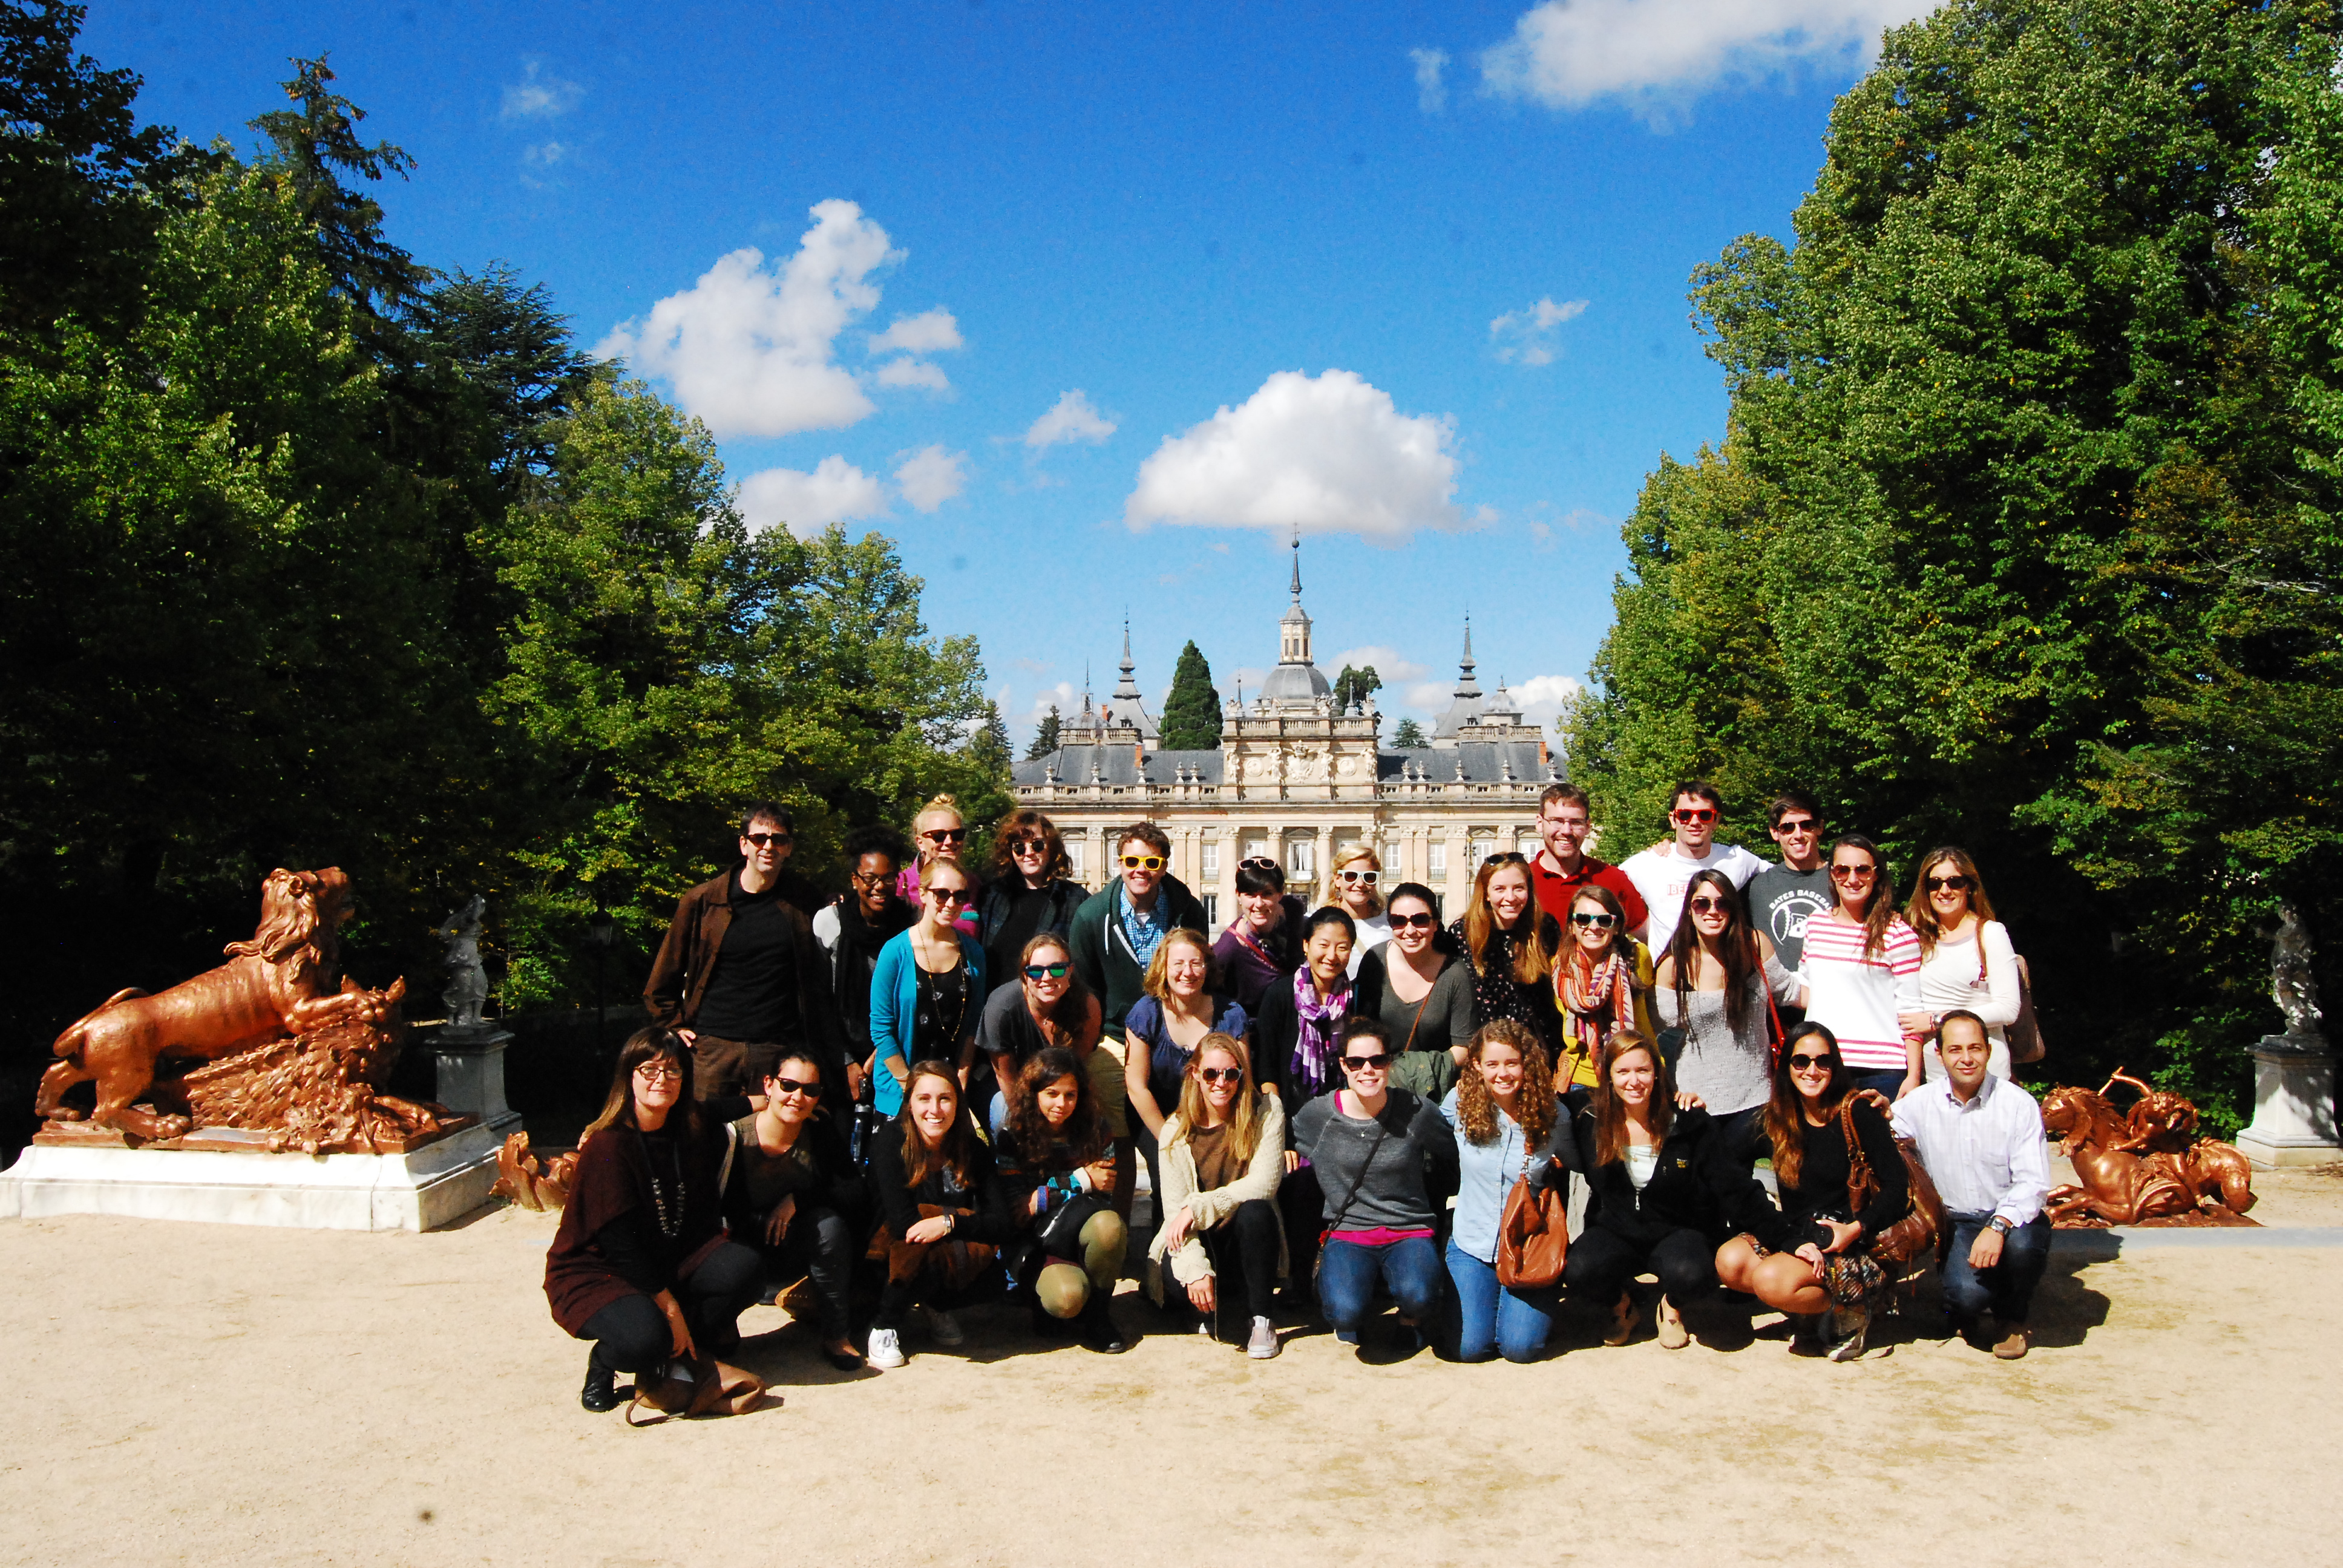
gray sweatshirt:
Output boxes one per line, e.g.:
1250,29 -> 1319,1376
1291,1089 -> 1459,1232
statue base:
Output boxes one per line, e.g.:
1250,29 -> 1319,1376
428,1021 -> 520,1134
0,1119 -> 504,1232
2233,1036 -> 2342,1170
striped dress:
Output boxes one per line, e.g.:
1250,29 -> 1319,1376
1800,914 -> 1923,1072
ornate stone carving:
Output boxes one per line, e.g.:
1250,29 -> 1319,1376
434,893 -> 490,1031
2266,903 -> 2324,1047
2042,1070 -> 2256,1226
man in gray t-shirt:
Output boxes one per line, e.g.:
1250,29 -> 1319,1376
1745,792 -> 1832,976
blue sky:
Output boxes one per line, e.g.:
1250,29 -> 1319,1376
84,0 -> 1930,745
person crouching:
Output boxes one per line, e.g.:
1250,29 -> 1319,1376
992,1047 -> 1130,1353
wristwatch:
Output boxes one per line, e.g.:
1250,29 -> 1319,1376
1988,1216 -> 2013,1236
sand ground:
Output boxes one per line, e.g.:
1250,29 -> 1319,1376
4,1169 -> 2341,1568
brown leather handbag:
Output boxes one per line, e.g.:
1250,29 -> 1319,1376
626,1353 -> 770,1425
1496,1147 -> 1568,1289
1841,1091 -> 1946,1267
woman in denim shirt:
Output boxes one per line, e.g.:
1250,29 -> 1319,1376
1439,1020 -> 1571,1362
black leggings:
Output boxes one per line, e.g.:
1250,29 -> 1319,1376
751,1203 -> 858,1341
1198,1199 -> 1281,1332
1564,1224 -> 1719,1307
580,1240 -> 763,1373
1276,1162 -> 1325,1292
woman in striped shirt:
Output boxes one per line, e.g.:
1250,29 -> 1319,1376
1794,836 -> 1928,1099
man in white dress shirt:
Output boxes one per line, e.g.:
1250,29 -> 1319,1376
1892,1010 -> 2051,1359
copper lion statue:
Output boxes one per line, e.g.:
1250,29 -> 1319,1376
33,866 -> 440,1150
2042,1069 -> 2256,1226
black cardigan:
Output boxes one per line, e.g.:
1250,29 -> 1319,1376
1746,1096 -> 1910,1251
1250,976 -> 1369,1117
1563,1102 -> 1769,1249
867,1120 -> 1020,1245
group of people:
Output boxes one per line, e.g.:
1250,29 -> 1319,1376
544,782 -> 2054,1410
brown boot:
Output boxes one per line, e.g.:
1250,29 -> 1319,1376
1991,1324 -> 2030,1359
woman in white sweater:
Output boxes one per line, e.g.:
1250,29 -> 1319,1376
1905,848 -> 2021,1081
1147,1032 -> 1288,1359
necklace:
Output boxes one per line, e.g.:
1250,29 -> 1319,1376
920,948 -> 968,1051
644,1138 -> 683,1238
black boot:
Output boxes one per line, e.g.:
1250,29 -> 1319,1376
1078,1291 -> 1127,1354
580,1348 -> 621,1413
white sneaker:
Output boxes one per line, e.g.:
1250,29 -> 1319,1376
865,1328 -> 906,1368
923,1306 -> 965,1346
1247,1316 -> 1281,1360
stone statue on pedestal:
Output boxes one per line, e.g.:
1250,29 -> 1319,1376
2267,904 -> 2324,1048
433,894 -> 491,1033
2237,902 -> 2341,1168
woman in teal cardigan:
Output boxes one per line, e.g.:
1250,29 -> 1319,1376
867,858 -> 988,1119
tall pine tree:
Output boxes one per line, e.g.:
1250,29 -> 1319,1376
1158,639 -> 1223,750
1024,705 -> 1063,760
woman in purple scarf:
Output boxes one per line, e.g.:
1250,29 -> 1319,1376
1248,907 -> 1361,1296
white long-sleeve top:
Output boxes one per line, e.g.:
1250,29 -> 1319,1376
1891,1074 -> 2050,1227
1918,919 -> 2020,1082
1799,913 -> 1923,1073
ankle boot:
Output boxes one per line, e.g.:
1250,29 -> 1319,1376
580,1349 -> 620,1413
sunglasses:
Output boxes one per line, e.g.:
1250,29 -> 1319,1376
1341,1052 -> 1393,1071
1686,895 -> 1729,913
744,831 -> 792,848
926,885 -> 972,905
1338,869 -> 1379,884
1570,911 -> 1619,929
922,826 -> 968,844
1672,807 -> 1718,825
1830,864 -> 1877,882
1391,911 -> 1437,930
1925,874 -> 1973,893
1238,856 -> 1278,872
1010,836 -> 1049,855
1483,851 -> 1527,866
1774,817 -> 1820,835
1788,1053 -> 1834,1071
1022,962 -> 1070,981
1197,1066 -> 1245,1085
770,1076 -> 820,1096
634,1060 -> 683,1083
1122,855 -> 1166,871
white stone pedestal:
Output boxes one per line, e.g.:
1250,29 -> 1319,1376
0,1122 -> 504,1232
431,1023 -> 521,1135
2234,1036 -> 2342,1169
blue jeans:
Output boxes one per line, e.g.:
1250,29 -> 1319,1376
1317,1235 -> 1444,1344
1940,1211 -> 2052,1327
1847,1067 -> 1906,1100
1444,1242 -> 1556,1364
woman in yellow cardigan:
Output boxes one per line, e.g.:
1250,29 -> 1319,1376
1146,1033 -> 1287,1360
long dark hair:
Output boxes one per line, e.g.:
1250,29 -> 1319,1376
1829,834 -> 1896,960
1591,1032 -> 1672,1168
1003,1045 -> 1107,1166
583,1027 -> 700,1141
897,1059 -> 985,1193
1904,845 -> 1999,964
1665,869 -> 1758,1036
1764,1021 -> 1852,1191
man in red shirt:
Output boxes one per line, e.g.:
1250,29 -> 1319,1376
1526,783 -> 1648,935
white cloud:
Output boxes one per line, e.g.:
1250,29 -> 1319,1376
1025,390 -> 1118,449
502,62 -> 582,120
1019,681 -> 1076,728
1411,48 -> 1450,112
1403,680 -> 1453,713
870,307 -> 963,354
1491,296 -> 1589,365
1513,673 -> 1585,729
1125,370 -> 1471,543
894,445 -> 968,512
593,200 -> 901,439
874,358 -> 951,390
1327,645 -> 1432,685
1479,0 -> 1929,120
736,457 -> 887,535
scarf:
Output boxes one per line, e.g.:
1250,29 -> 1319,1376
1559,949 -> 1634,1079
1288,966 -> 1352,1097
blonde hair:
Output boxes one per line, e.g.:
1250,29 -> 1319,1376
1142,927 -> 1218,1002
1330,842 -> 1383,915
1168,1033 -> 1264,1166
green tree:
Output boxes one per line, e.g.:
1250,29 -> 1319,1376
247,54 -> 430,321
1026,705 -> 1063,759
969,701 -> 1012,778
1158,639 -> 1223,749
1391,717 -> 1427,750
1334,664 -> 1381,712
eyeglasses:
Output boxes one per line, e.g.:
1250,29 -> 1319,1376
850,870 -> 892,887
1341,1052 -> 1392,1070
770,1076 -> 820,1097
744,831 -> 792,848
1570,912 -> 1619,929
921,826 -> 968,844
1198,1067 -> 1245,1085
1925,874 -> 1973,893
926,886 -> 972,906
1238,856 -> 1277,872
1022,963 -> 1070,981
1788,1053 -> 1833,1071
1686,896 -> 1729,913
1121,855 -> 1165,871
1672,807 -> 1718,826
1337,869 -> 1379,884
634,1060 -> 683,1084
1774,817 -> 1819,835
1830,864 -> 1877,883
1391,911 -> 1437,930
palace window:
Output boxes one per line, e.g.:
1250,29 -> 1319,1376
1201,840 -> 1221,878
1428,840 -> 1447,877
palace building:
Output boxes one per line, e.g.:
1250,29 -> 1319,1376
1012,538 -> 1562,926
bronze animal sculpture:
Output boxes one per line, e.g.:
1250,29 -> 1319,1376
490,1130 -> 578,1210
34,866 -> 422,1145
2042,1070 -> 2256,1226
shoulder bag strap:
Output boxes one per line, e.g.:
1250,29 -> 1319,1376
1839,1096 -> 1876,1217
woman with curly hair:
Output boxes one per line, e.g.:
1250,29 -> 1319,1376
1438,1020 -> 1570,1362
971,809 -> 1088,1002
1450,853 -> 1561,1054
991,1046 -> 1130,1353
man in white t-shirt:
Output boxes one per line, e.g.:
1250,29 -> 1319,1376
1618,780 -> 1769,950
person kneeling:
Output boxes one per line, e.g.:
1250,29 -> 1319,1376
724,1051 -> 868,1371
993,1047 -> 1130,1353
1441,1021 -> 1570,1364
546,1030 -> 764,1412
864,1062 -> 1020,1368
1149,1033 -> 1288,1359
1561,1033 -> 1766,1350
1892,1011 -> 2051,1359
1714,1022 -> 1909,1361
1293,1020 -> 1458,1358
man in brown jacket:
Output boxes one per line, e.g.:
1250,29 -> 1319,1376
643,802 -> 852,1106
